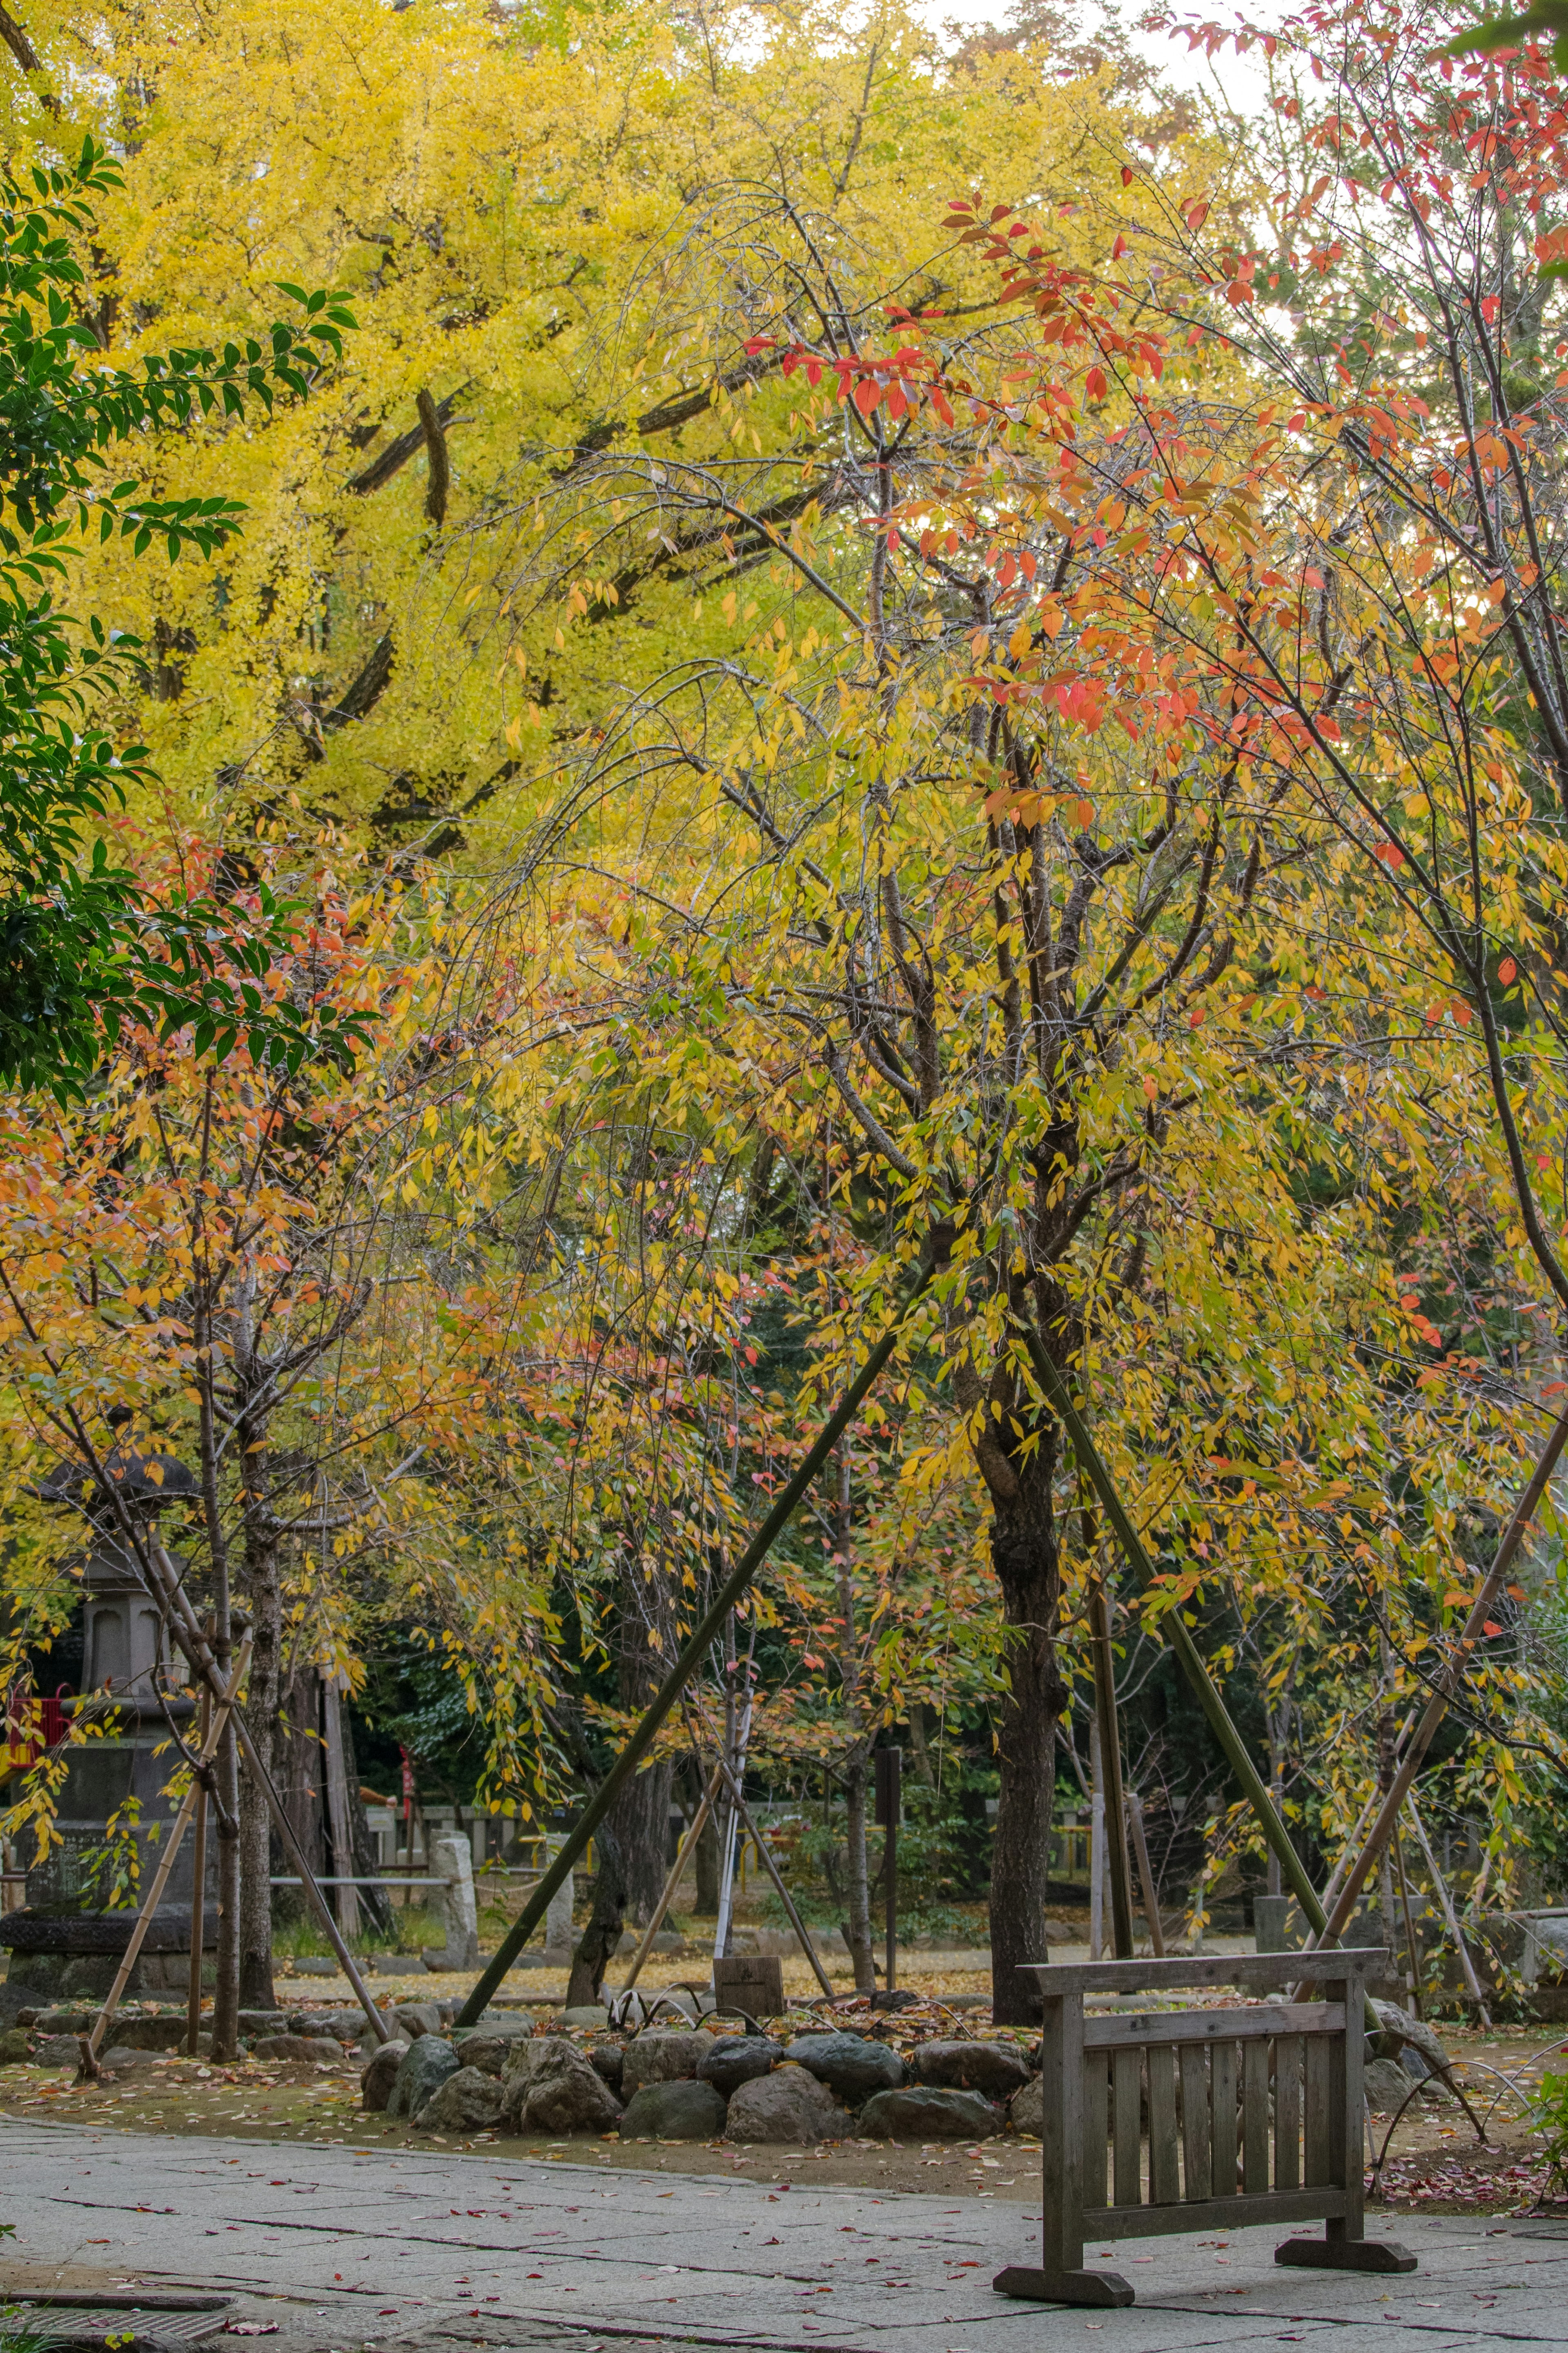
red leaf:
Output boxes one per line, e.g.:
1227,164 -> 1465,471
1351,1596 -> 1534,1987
1085,366 -> 1107,399
1121,165 -> 1134,186
1372,839 -> 1405,868
1186,199 -> 1210,231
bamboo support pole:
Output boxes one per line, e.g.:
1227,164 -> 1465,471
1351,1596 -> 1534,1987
622,1759 -> 724,1993
1127,1790 -> 1165,1957
709,1747 -> 837,2003
138,1542 -> 390,2043
453,1245 -> 942,2030
1312,1400 -> 1568,1949
1020,1330 -> 1328,1934
82,1642 -> 249,2074
1403,1791 -> 1492,2027
1088,1573 -> 1136,1959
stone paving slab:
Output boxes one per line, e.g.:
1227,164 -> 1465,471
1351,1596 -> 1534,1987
1,2119 -> 1564,2353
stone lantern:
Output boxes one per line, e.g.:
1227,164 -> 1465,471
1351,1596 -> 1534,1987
0,1430 -> 213,2008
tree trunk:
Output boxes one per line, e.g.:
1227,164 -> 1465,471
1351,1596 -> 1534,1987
237,1471 -> 281,2012
684,1755 -> 719,1914
275,1666 -> 325,1917
832,1444 -> 877,1994
341,1704 -> 392,1938
842,1747 -> 877,1994
985,1437 -> 1066,2025
212,1708 -> 241,2060
566,1822 -> 627,2005
908,1703 -> 936,1788
606,1545 -> 672,1926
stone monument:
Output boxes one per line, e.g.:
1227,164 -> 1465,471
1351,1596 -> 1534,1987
0,1431 -> 215,2007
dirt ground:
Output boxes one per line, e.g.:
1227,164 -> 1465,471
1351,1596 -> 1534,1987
2,2012 -> 1561,2215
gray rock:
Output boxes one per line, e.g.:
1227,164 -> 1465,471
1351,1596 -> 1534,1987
290,1957 -> 336,1976
0,2027 -> 30,2065
31,2008 -> 91,2035
251,2034 -> 349,2064
1365,2056 -> 1428,2113
724,2062 -> 848,2143
465,2010 -> 535,2040
621,2030 -> 712,2099
292,2007 -> 374,2042
386,2035 -> 459,2120
560,2005 -> 608,2028
30,2036 -> 81,2068
105,2017 -> 192,2053
454,2033 -> 511,2076
238,2010 -> 287,2037
619,2077 -> 728,2140
590,2043 -> 625,2092
1369,1999 -> 1453,2084
392,2001 -> 445,2041
860,2084 -> 999,2141
698,2035 -> 780,2098
1009,2076 -> 1044,2136
911,2038 -> 1029,2101
360,2039 -> 410,2111
0,1981 -> 38,2023
505,2036 -> 623,2134
784,2030 -> 905,2103
99,2045 -> 156,2072
416,2064 -> 507,2134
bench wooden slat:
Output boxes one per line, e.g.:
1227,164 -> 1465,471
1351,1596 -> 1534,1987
1179,2043 -> 1211,2202
1211,2038 -> 1238,2198
1147,2044 -> 1180,2204
1112,2047 -> 1142,2208
1084,2002 -> 1343,2050
1275,2031 -> 1302,2191
1095,2187 -> 1347,2240
1243,2034 -> 1271,2194
1023,1948 -> 1386,1996
1305,2032 -> 1333,2186
1083,2052 -> 1109,2213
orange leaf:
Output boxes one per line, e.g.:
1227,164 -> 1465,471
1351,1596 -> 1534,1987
1186,199 -> 1210,232
1499,955 -> 1517,983
1483,1620 -> 1504,1637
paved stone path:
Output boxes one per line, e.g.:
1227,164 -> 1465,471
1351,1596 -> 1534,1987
2,2119 -> 1564,2353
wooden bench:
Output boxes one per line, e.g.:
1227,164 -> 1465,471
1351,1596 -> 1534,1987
994,1948 -> 1416,2307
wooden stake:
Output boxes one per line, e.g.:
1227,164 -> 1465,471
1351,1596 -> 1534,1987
1126,1791 -> 1165,1956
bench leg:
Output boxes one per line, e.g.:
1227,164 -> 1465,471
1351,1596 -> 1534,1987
994,2266 -> 1136,2307
1275,2237 -> 1417,2275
